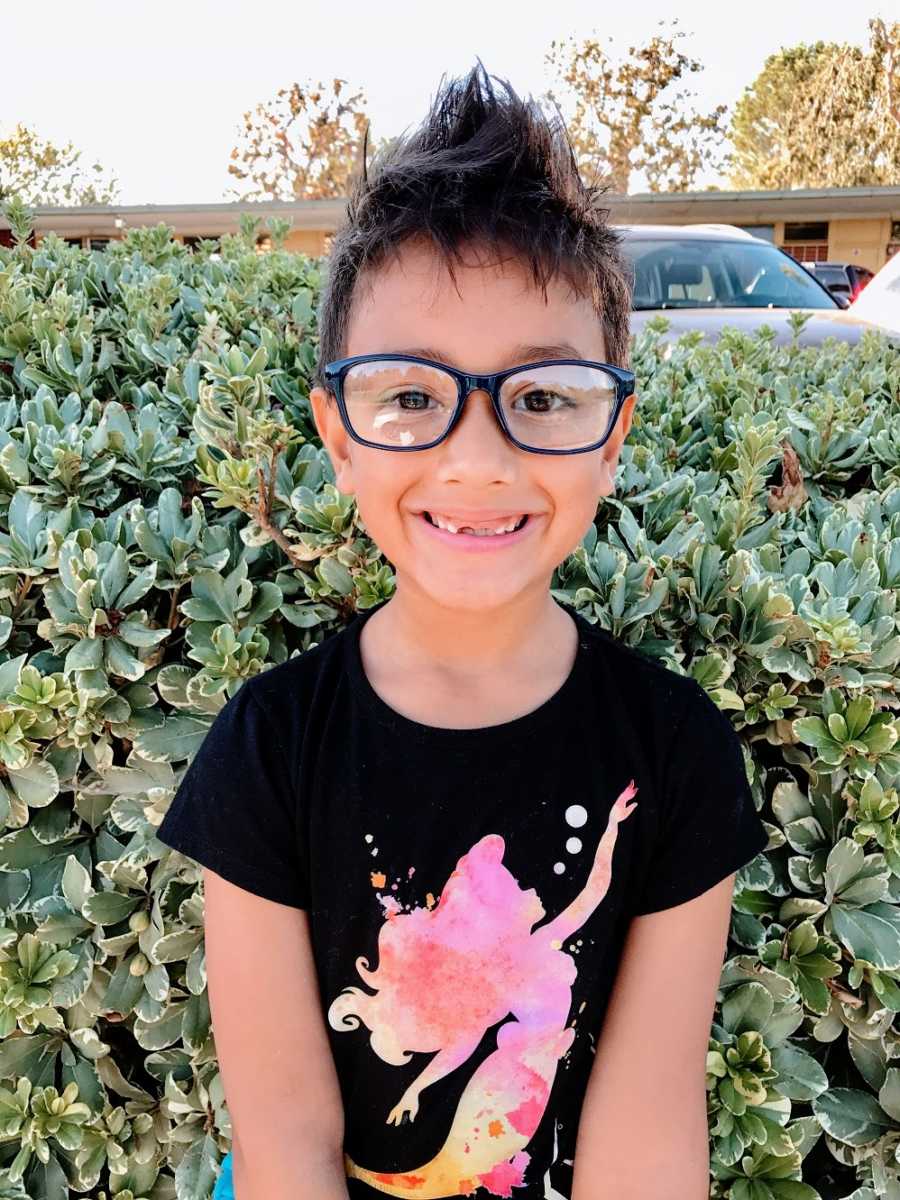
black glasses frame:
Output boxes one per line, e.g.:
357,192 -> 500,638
322,353 -> 636,455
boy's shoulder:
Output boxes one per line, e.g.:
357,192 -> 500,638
572,611 -> 706,720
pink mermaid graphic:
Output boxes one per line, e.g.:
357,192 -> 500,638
327,780 -> 639,1198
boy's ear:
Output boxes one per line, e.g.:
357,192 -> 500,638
599,391 -> 638,490
309,386 -> 357,496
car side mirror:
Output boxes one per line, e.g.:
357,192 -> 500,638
832,293 -> 851,309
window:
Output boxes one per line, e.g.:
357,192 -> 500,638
783,243 -> 830,263
88,238 -> 110,251
784,222 -> 829,242
182,235 -> 217,249
782,221 -> 829,263
64,237 -> 83,248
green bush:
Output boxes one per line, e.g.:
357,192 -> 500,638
0,198 -> 899,1200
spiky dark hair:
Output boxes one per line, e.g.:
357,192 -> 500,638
313,60 -> 632,392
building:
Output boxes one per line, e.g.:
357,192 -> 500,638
2,186 -> 899,272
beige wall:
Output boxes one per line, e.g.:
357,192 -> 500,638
283,229 -> 330,256
773,216 -> 895,269
828,218 -> 890,271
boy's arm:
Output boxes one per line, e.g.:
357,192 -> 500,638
570,873 -> 736,1200
203,868 -> 349,1200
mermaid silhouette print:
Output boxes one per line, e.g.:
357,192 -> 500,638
327,780 -> 638,1198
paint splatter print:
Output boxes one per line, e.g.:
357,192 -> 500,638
327,781 -> 639,1198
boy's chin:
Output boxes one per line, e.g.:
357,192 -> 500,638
401,571 -> 550,614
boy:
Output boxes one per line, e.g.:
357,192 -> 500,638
156,62 -> 768,1200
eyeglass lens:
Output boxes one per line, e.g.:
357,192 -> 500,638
340,359 -> 618,450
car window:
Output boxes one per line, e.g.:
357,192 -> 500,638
622,238 -> 837,310
812,266 -> 848,287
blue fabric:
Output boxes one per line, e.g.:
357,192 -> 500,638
213,1150 -> 234,1199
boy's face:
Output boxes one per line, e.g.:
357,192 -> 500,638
309,238 -> 636,613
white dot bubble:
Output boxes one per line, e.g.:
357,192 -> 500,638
553,862 -> 565,875
565,805 -> 588,828
565,837 -> 582,854
371,847 -> 378,856
364,834 -> 374,843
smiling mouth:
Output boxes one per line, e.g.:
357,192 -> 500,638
422,512 -> 530,536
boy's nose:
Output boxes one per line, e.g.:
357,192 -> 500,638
449,388 -> 507,443
433,388 -> 519,483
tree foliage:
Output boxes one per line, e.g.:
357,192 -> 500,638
226,77 -> 382,202
542,19 -> 728,194
727,18 -> 900,189
0,124 -> 119,207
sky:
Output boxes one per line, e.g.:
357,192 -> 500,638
1,0 -> 894,205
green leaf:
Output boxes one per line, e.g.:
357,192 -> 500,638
65,638 -> 104,673
878,1067 -> 900,1123
830,903 -> 900,971
135,716 -> 211,763
721,981 -> 774,1035
83,890 -> 140,926
116,562 -> 158,608
104,637 -> 144,681
813,1087 -> 894,1145
9,759 -> 59,808
318,555 -> 354,596
769,1043 -> 829,1100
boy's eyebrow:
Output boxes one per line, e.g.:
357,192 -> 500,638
390,342 -> 589,369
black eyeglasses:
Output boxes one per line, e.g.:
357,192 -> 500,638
322,353 -> 635,455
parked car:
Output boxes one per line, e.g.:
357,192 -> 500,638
618,224 -> 883,346
845,250 -> 900,338
804,260 -> 875,304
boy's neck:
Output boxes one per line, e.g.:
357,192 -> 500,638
362,587 -> 575,681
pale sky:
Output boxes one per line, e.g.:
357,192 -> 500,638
2,0 -> 894,204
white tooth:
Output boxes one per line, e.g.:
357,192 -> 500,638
431,514 -> 526,535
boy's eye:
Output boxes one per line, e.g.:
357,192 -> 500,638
512,389 -> 575,414
385,390 -> 439,410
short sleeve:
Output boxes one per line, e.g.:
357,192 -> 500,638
630,679 -> 768,916
155,679 -> 309,908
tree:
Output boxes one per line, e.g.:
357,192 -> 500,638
727,18 -> 900,189
542,20 -> 728,194
227,77 -> 384,202
0,123 -> 119,205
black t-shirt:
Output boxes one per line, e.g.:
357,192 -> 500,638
156,599 -> 767,1199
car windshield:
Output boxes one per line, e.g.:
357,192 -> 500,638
812,266 -> 848,288
621,238 -> 837,311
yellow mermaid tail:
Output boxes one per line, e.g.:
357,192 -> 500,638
346,1023 -> 576,1198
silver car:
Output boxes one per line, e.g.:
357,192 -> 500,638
619,224 -> 884,346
